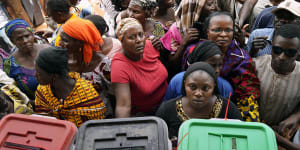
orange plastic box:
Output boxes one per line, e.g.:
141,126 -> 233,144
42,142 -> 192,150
0,114 -> 77,150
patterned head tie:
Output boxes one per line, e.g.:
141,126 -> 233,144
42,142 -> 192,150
4,19 -> 33,39
116,18 -> 143,41
129,0 -> 158,17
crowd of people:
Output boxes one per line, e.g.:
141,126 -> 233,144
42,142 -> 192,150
0,0 -> 299,149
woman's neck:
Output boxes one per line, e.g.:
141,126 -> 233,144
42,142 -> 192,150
182,95 -> 217,118
51,77 -> 76,100
153,8 -> 175,23
17,44 -> 37,58
62,13 -> 73,24
80,52 -> 104,73
156,7 -> 169,16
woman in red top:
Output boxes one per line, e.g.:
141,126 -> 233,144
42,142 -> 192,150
111,18 -> 168,117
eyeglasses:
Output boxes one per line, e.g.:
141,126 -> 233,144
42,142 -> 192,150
272,46 -> 298,57
210,28 -> 234,34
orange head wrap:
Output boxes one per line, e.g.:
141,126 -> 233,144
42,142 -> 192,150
62,18 -> 103,64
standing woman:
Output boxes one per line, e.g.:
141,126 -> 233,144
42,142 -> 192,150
3,19 -> 49,101
156,62 -> 242,142
59,18 -> 115,116
126,0 -> 166,38
160,0 -> 218,79
111,18 -> 168,117
152,0 -> 175,29
205,11 -> 260,122
34,47 -> 106,127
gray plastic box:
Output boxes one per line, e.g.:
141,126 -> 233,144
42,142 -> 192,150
75,117 -> 169,150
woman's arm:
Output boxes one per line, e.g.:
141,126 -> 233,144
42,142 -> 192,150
113,83 -> 131,118
230,58 -> 260,122
168,28 -> 199,66
275,131 -> 300,150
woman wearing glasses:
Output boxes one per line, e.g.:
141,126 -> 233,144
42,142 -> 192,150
204,11 -> 261,122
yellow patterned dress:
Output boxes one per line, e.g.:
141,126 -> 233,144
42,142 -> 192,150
35,72 -> 106,127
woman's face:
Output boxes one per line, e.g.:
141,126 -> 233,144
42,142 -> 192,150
127,4 -> 146,25
11,28 -> 34,52
202,0 -> 218,17
207,15 -> 234,52
59,31 -> 84,72
184,70 -> 215,109
34,65 -> 53,85
46,7 -> 65,24
205,54 -> 223,76
121,24 -> 146,61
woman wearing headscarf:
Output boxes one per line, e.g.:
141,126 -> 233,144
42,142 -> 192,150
60,18 -> 103,73
164,41 -> 233,101
160,0 -> 218,79
3,19 -> 49,101
111,18 -> 168,118
59,18 -> 114,116
156,62 -> 242,146
34,47 -> 106,127
122,0 -> 165,38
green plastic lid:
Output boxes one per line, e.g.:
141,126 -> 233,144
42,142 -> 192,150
177,119 -> 277,150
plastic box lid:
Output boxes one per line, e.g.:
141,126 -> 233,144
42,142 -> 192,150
75,116 -> 169,150
177,119 -> 277,150
0,114 -> 77,150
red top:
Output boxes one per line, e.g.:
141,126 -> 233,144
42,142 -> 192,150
111,40 -> 168,114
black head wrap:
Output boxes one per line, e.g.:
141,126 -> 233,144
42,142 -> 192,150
181,62 -> 220,96
36,47 -> 69,78
187,41 -> 222,65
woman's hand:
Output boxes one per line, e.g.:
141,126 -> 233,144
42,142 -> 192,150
274,130 -> 300,150
34,29 -> 53,39
278,113 -> 300,138
150,36 -> 163,52
234,23 -> 248,47
181,28 -> 199,46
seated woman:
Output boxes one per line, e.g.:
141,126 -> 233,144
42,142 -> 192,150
34,47 -> 106,127
111,18 -> 168,117
164,41 -> 233,101
3,19 -> 49,101
205,11 -> 260,122
156,62 -> 242,142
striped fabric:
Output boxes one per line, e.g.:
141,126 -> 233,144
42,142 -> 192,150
246,28 -> 274,57
175,0 -> 206,34
35,72 -> 106,127
254,55 -> 300,125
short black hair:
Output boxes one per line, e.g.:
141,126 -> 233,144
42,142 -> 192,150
274,24 -> 300,42
84,15 -> 109,35
47,0 -> 71,13
204,11 -> 234,33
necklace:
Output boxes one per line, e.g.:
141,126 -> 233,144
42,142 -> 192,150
176,97 -> 223,122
